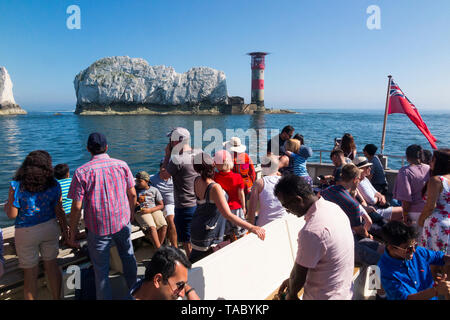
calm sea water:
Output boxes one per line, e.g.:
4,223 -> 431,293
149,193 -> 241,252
0,108 -> 449,228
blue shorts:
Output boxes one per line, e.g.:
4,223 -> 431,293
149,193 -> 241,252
174,206 -> 197,243
355,236 -> 382,266
300,175 -> 313,186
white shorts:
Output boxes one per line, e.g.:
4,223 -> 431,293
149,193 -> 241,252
376,207 -> 393,220
408,211 -> 421,224
164,204 -> 175,217
408,211 -> 423,239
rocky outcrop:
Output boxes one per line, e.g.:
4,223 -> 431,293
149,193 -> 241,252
74,56 -> 228,114
0,67 -> 26,115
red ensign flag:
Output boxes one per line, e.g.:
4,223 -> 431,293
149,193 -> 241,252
388,79 -> 438,149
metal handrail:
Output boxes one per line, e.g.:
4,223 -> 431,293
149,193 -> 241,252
313,149 -> 406,167
0,152 -> 405,211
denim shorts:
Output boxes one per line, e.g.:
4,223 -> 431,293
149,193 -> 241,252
174,206 -> 197,242
355,237 -> 382,266
300,175 -> 313,186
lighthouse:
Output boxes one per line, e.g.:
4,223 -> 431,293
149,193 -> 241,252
247,52 -> 268,113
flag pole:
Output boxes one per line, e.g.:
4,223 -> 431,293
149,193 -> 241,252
380,75 -> 392,155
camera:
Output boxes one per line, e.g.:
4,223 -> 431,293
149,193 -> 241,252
334,137 -> 342,145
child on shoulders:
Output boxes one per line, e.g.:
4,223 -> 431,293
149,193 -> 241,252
284,138 -> 313,186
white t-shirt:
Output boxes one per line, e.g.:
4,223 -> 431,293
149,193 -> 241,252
357,177 -> 378,205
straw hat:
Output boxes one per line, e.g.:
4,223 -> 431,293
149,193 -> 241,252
352,156 -> 372,169
223,137 -> 246,153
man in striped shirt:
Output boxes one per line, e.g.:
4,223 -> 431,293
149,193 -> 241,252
67,132 -> 137,300
320,164 -> 384,267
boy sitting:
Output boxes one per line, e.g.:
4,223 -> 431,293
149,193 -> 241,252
318,149 -> 352,187
135,171 -> 167,248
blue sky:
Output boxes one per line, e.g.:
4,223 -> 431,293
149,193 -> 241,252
1,0 -> 449,111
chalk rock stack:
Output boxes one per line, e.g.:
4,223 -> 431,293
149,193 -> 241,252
0,67 -> 26,115
74,56 -> 228,114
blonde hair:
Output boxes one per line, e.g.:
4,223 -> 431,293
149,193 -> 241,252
214,150 -> 234,171
221,158 -> 234,171
285,139 -> 300,154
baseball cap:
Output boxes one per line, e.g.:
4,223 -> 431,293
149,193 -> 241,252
87,132 -> 107,151
167,127 -> 190,142
135,171 -> 150,182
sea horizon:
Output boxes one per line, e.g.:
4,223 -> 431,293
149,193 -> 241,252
15,107 -> 450,114
1,108 -> 449,228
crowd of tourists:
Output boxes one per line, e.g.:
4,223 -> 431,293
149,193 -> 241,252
1,126 -> 449,301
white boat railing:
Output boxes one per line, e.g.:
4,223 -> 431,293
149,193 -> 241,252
188,215 -> 305,300
314,149 -> 406,168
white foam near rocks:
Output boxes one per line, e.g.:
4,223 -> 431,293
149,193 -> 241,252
74,56 -> 228,112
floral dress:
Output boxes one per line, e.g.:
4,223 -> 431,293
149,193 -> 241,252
420,176 -> 450,254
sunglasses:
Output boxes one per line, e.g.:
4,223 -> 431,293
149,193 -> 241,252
283,132 -> 293,139
167,279 -> 186,296
391,242 -> 417,253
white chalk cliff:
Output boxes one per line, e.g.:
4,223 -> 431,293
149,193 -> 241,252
74,56 -> 229,114
0,67 -> 26,115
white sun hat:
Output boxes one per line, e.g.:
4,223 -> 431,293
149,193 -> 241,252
352,156 -> 372,169
223,137 -> 246,153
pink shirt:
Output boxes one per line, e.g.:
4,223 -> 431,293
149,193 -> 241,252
68,154 -> 135,236
393,164 -> 430,213
296,197 -> 354,300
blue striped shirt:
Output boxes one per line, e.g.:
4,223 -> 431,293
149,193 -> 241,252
58,178 -> 72,215
291,153 -> 309,177
320,185 -> 362,228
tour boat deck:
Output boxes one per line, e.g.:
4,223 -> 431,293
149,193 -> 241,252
0,161 -> 399,300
